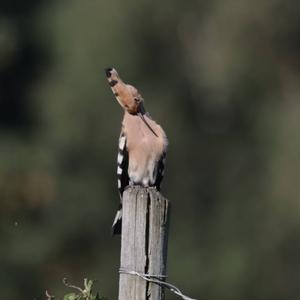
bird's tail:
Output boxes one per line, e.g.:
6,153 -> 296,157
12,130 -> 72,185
112,206 -> 122,235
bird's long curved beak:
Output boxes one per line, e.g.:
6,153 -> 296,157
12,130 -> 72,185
138,113 -> 158,137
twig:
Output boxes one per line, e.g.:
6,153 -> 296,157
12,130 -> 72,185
63,278 -> 84,293
45,290 -> 55,300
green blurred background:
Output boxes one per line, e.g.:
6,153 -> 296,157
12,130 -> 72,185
1,0 -> 300,299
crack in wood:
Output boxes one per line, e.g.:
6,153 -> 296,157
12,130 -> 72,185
145,191 -> 151,299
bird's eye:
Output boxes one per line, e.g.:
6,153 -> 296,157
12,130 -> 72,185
134,98 -> 140,103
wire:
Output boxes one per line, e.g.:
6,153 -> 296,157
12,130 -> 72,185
119,268 -> 198,300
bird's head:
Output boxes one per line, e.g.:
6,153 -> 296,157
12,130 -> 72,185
105,67 -> 143,115
105,67 -> 158,137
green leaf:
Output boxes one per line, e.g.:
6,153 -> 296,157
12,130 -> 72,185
85,279 -> 94,291
63,293 -> 78,300
94,293 -> 106,300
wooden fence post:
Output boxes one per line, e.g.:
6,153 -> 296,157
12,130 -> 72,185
118,186 -> 170,300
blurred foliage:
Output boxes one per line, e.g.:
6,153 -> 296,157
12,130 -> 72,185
44,278 -> 106,300
0,0 -> 300,299
61,278 -> 106,300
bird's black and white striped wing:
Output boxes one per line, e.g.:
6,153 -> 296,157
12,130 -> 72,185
155,151 -> 166,191
116,132 -> 129,200
112,132 -> 129,235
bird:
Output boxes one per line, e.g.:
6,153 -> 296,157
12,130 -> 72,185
105,67 -> 168,235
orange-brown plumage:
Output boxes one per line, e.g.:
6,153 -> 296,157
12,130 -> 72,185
105,67 -> 168,234
105,68 -> 143,114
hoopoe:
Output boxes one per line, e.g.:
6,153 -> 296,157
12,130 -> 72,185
105,67 -> 168,235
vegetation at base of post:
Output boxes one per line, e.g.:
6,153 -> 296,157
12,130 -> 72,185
46,278 -> 107,300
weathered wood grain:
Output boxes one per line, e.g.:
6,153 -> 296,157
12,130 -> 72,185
118,187 -> 170,300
